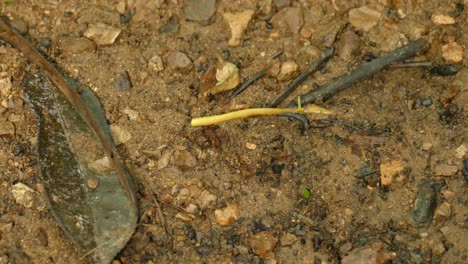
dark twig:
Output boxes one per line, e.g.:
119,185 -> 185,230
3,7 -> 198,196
229,50 -> 283,99
278,113 -> 309,128
390,61 -> 432,68
289,38 -> 428,107
229,71 -> 267,99
271,47 -> 335,107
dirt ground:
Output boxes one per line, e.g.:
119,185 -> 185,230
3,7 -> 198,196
0,0 -> 467,263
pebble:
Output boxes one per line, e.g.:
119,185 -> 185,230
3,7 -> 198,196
35,228 -> 49,247
183,0 -> 216,24
433,164 -> 458,177
197,190 -> 217,210
431,14 -> 456,25
10,18 -> 28,35
0,119 -> 14,136
0,255 -> 7,264
0,78 -> 12,96
341,242 -> 396,264
441,42 -> 463,63
148,55 -> 164,72
277,61 -> 298,81
223,10 -> 254,47
280,233 -> 298,246
337,31 -> 361,61
159,15 -> 179,34
172,149 -> 197,170
348,6 -> 381,31
157,150 -> 173,170
113,71 -> 132,90
84,23 -> 122,46
434,202 -> 451,222
380,160 -> 404,186
215,204 -> 240,226
123,108 -> 139,120
430,64 -> 460,76
175,212 -> 195,223
167,51 -> 192,72
110,124 -> 132,145
249,231 -> 278,258
409,181 -> 436,225
11,183 -> 35,208
456,144 -> 467,159
271,7 -> 303,34
274,0 -> 291,9
185,203 -> 199,214
60,37 -> 96,57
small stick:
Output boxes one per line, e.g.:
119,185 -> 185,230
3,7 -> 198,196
191,104 -> 332,127
228,71 -> 267,99
390,61 -> 432,68
271,47 -> 335,107
229,51 -> 283,99
289,38 -> 428,107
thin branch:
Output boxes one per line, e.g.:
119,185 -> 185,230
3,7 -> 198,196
289,38 -> 428,107
271,47 -> 335,107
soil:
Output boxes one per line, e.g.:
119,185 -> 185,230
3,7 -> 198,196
0,0 -> 467,263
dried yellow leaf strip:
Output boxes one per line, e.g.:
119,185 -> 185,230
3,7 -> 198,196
191,104 -> 332,127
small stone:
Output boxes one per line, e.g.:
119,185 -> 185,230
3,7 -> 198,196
0,255 -> 8,264
271,7 -> 303,34
280,233 -> 298,246
172,149 -> 197,170
84,23 -> 122,46
11,183 -> 35,208
167,51 -> 192,71
215,204 -> 240,226
0,78 -> 12,96
434,164 -> 458,177
157,150 -> 173,170
337,31 -> 361,60
10,18 -> 28,35
277,61 -> 299,81
175,212 -> 195,223
87,178 -> 99,189
123,108 -> 139,120
60,37 -> 96,57
113,71 -> 132,90
197,190 -> 217,210
212,61 -> 240,94
349,6 -> 381,31
110,124 -> 132,145
421,98 -> 433,106
185,203 -> 199,214
35,228 -> 48,247
442,42 -> 464,63
159,15 -> 179,34
409,181 -> 436,225
245,142 -> 257,150
89,156 -> 112,174
380,160 -> 404,186
0,221 -> 13,233
431,14 -> 456,25
342,242 -> 396,264
455,144 -> 466,159
148,55 -> 164,72
183,0 -> 216,23
274,0 -> 291,9
434,202 -> 451,222
250,231 -> 278,258
223,10 -> 255,47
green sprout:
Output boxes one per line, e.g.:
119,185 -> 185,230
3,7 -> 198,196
301,188 -> 311,200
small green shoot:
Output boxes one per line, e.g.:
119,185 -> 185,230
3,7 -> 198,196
301,188 -> 311,200
297,96 -> 302,109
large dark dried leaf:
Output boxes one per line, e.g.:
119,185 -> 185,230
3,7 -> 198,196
22,73 -> 137,263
